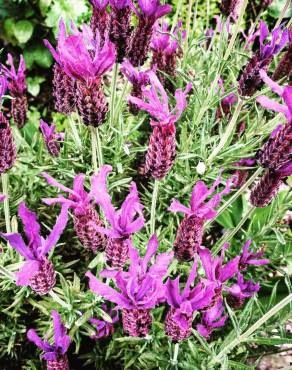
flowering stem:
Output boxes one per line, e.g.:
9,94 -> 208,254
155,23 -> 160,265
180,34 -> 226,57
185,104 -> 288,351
150,179 -> 159,235
1,173 -> 11,233
212,207 -> 255,256
171,342 -> 179,367
205,167 -> 263,229
275,0 -> 291,29
212,293 -> 292,364
68,114 -> 82,149
207,99 -> 244,165
110,63 -> 119,127
90,127 -> 103,171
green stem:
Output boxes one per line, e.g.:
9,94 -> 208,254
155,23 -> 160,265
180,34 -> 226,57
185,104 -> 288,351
275,0 -> 291,29
171,342 -> 179,367
90,127 -> 103,171
49,290 -> 72,310
110,63 -> 119,127
150,179 -> 160,236
208,99 -> 244,165
205,167 -> 263,229
0,265 -> 15,280
212,293 -> 292,364
171,0 -> 183,32
1,173 -> 11,233
95,127 -> 103,168
212,207 -> 255,256
68,114 -> 82,149
184,0 -> 194,52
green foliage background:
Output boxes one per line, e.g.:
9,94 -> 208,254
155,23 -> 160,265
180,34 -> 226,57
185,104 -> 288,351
0,0 -> 291,369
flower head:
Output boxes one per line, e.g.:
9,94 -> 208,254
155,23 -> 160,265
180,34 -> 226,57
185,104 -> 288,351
169,174 -> 234,220
257,69 -> 292,122
0,203 -> 68,286
44,20 -> 116,85
128,72 -> 192,126
2,54 -> 26,95
90,305 -> 119,339
196,299 -> 227,338
27,310 -> 70,361
40,119 -> 65,157
86,234 -> 174,310
89,0 -> 109,10
151,21 -> 185,56
165,259 -> 215,328
131,0 -> 171,21
239,239 -> 270,269
90,165 -> 145,238
226,273 -> 260,301
121,59 -> 153,86
110,0 -> 131,9
258,21 -> 288,61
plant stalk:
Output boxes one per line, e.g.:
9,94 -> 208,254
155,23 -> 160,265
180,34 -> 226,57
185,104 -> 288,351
49,290 -> 72,310
212,293 -> 292,363
275,0 -> 291,29
1,173 -> 11,233
150,179 -> 160,235
68,114 -> 82,149
171,342 -> 179,366
110,63 -> 119,127
90,127 -> 103,171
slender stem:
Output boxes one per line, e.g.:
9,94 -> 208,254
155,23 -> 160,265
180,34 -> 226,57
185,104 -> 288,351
68,114 -> 82,149
208,99 -> 244,165
1,173 -> 11,233
212,294 -> 292,363
90,127 -> 98,172
110,63 -> 119,127
212,207 -> 255,256
184,0 -> 194,51
205,167 -> 263,229
95,127 -> 103,168
0,265 -> 15,280
171,0 -> 183,32
114,80 -> 129,124
171,342 -> 179,366
49,290 -> 72,310
150,179 -> 159,236
275,0 -> 291,29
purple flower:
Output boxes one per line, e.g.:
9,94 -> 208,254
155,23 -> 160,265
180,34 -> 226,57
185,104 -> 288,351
90,0 -> 109,10
239,239 -> 269,269
129,72 -> 192,125
0,203 -> 68,289
40,119 -> 65,157
90,305 -> 119,339
121,59 -> 153,86
226,273 -> 260,308
169,174 -> 234,221
27,310 -> 70,362
257,69 -> 292,122
0,75 -> 8,100
196,299 -> 227,338
0,194 -> 5,202
131,0 -> 171,21
2,54 -> 26,95
151,21 -> 184,57
90,165 -> 145,238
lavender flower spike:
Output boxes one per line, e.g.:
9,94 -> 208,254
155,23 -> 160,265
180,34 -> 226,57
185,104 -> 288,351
220,0 -> 244,22
109,0 -> 132,62
0,203 -> 68,295
165,258 -> 215,342
86,235 -> 173,337
238,21 -> 288,97
226,273 -> 260,309
273,29 -> 292,82
40,119 -> 65,157
121,59 -> 153,114
127,0 -> 172,67
199,244 -> 239,306
2,54 -> 28,128
27,310 -> 70,369
169,174 -> 234,261
90,304 -> 119,339
0,112 -> 17,174
91,164 -> 145,269
89,0 -> 110,43
197,299 -> 228,338
42,172 -> 107,253
129,72 -> 192,179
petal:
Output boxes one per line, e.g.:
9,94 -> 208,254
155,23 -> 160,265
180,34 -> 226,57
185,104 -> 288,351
259,70 -> 283,96
0,232 -> 34,260
27,329 -> 52,352
165,277 -> 181,307
168,199 -> 192,215
42,173 -> 80,198
18,202 -> 42,250
15,260 -> 40,286
141,234 -> 158,272
219,256 -> 239,283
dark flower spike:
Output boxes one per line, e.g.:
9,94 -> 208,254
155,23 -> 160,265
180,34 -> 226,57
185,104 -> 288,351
250,162 -> 292,207
129,72 -> 192,179
196,299 -> 227,338
89,0 -> 110,43
42,172 -> 107,253
40,119 -> 65,157
151,21 -> 185,89
127,0 -> 172,67
121,59 -> 153,114
169,174 -> 234,261
27,310 -> 70,369
86,235 -> 173,337
238,21 -> 288,97
232,158 -> 255,188
90,304 -> 119,339
109,0 -> 132,62
0,203 -> 68,295
226,273 -> 260,309
90,164 -> 145,269
199,244 -> 239,306
2,54 -> 28,128
220,0 -> 244,22
0,112 -> 17,174
273,29 -> 292,81
164,258 -> 215,342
